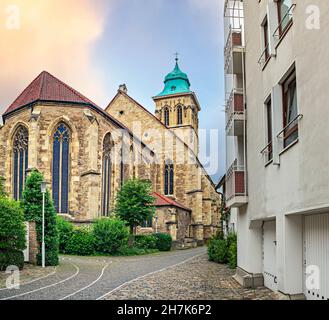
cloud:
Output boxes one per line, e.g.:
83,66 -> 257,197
0,0 -> 110,115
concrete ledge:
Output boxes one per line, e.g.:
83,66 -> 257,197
233,267 -> 264,288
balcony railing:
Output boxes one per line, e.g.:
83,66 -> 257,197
224,26 -> 244,72
273,4 -> 296,39
225,89 -> 244,131
226,159 -> 247,202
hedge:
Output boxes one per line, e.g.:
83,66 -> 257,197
0,197 -> 26,271
93,218 -> 129,255
133,234 -> 157,250
56,216 -> 74,254
154,233 -> 172,251
65,227 -> 95,256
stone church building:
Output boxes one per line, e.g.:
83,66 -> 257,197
0,60 -> 221,244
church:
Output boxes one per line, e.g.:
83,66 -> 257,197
0,59 -> 221,245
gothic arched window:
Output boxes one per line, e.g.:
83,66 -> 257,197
102,133 -> 113,216
177,105 -> 183,125
164,107 -> 170,126
13,126 -> 29,200
164,162 -> 174,195
52,123 -> 70,213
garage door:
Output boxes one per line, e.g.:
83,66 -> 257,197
263,221 -> 278,292
304,213 -> 329,300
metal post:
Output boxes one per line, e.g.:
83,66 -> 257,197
42,191 -> 45,268
41,181 -> 47,268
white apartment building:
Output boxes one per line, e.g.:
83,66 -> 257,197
224,0 -> 329,300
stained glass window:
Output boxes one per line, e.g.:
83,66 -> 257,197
13,126 -> 28,200
164,162 -> 174,196
52,123 -> 70,213
102,133 -> 113,216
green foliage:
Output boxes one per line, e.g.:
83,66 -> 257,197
21,170 -> 59,266
207,232 -> 237,268
207,239 -> 228,263
134,234 -> 157,250
56,216 -> 73,254
116,246 -> 158,256
0,197 -> 26,270
0,250 -> 24,271
228,239 -> 238,269
65,227 -> 95,256
0,176 -> 7,198
93,218 -> 129,255
115,179 -> 155,234
154,233 -> 172,251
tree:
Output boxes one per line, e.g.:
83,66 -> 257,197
0,176 -> 7,198
115,179 -> 155,234
21,170 -> 59,266
0,197 -> 26,270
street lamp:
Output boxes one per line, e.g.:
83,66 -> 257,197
40,181 -> 47,268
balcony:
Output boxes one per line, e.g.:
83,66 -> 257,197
225,89 -> 245,136
224,28 -> 245,75
226,159 -> 248,208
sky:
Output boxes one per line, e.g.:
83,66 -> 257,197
0,0 -> 226,182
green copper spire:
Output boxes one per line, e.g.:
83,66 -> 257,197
156,57 -> 191,97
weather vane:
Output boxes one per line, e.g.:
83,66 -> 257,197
174,52 -> 179,62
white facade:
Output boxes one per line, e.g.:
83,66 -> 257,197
224,0 -> 329,299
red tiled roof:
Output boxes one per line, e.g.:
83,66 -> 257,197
152,192 -> 191,211
4,71 -> 97,115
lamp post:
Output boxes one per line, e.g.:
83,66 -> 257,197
40,181 -> 47,268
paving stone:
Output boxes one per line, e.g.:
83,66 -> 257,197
105,255 -> 279,300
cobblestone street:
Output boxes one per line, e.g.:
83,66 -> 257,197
0,248 -> 282,300
105,254 -> 281,300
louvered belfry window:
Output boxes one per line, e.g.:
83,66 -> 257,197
177,105 -> 183,125
52,123 -> 70,213
13,126 -> 29,200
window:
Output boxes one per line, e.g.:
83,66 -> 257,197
141,216 -> 153,228
263,17 -> 270,62
52,123 -> 70,213
282,70 -> 298,147
102,133 -> 113,216
177,105 -> 183,125
266,98 -> 273,162
164,162 -> 174,195
277,0 -> 293,35
13,126 -> 28,200
164,107 -> 170,126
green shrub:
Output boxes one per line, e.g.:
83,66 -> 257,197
56,216 -> 73,254
154,233 -> 172,251
0,176 -> 7,198
65,227 -> 95,256
0,250 -> 24,271
21,170 -> 59,266
134,234 -> 157,250
207,239 -> 228,263
0,197 -> 26,270
93,218 -> 129,255
228,240 -> 237,269
227,232 -> 237,269
116,246 -> 158,256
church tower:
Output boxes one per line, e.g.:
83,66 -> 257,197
153,57 -> 200,155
